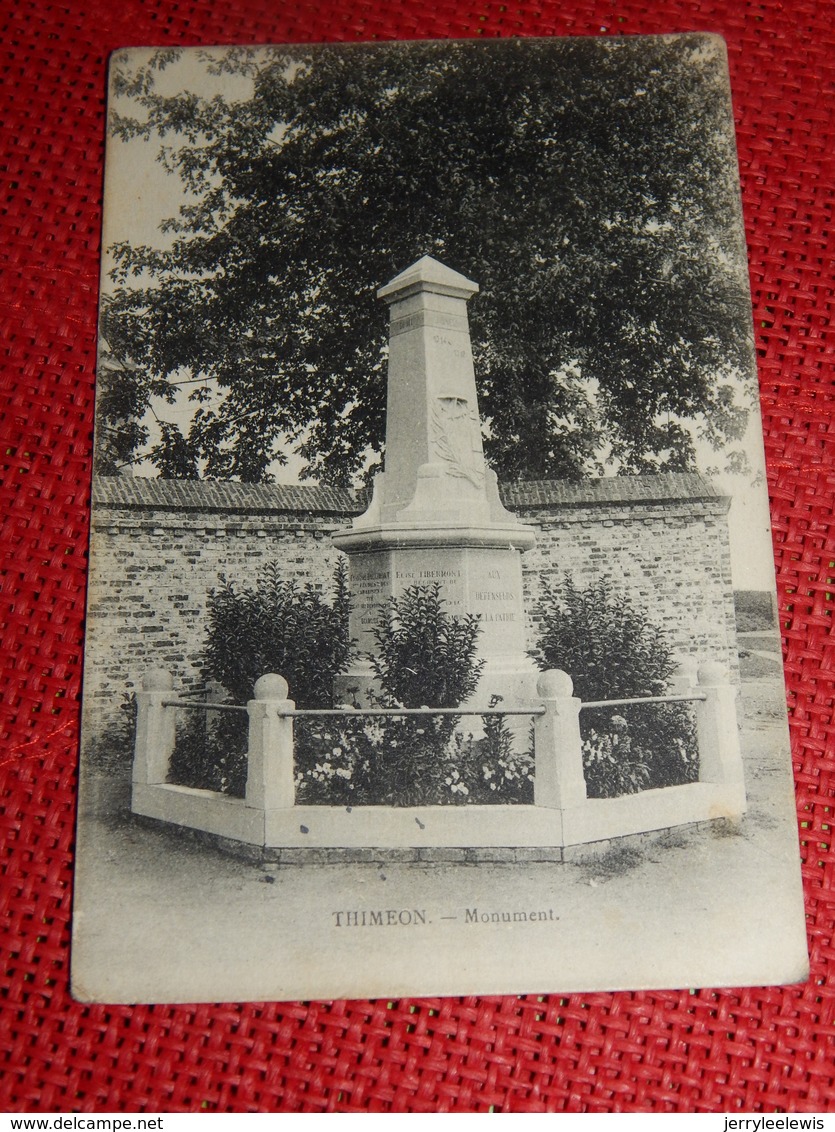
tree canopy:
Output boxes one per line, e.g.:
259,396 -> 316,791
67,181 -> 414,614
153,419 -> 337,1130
100,36 -> 752,485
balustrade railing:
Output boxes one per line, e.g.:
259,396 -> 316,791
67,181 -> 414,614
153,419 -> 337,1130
130,660 -> 746,850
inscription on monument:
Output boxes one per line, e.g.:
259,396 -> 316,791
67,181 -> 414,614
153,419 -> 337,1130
351,556 -> 392,648
389,309 -> 467,338
467,555 -> 527,654
395,554 -> 465,613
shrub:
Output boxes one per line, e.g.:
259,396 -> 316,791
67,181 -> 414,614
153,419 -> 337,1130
581,713 -> 650,798
167,709 -> 248,797
533,575 -> 697,797
85,690 -> 138,773
168,559 -> 353,795
292,584 -> 535,807
533,575 -> 675,701
368,583 -> 484,708
168,573 -> 536,806
474,708 -> 535,803
203,558 -> 353,708
368,583 -> 484,802
296,583 -> 489,806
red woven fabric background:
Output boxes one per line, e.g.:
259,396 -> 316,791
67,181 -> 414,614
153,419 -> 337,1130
1,0 -> 833,1114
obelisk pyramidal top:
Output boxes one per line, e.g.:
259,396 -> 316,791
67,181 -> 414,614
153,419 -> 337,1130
333,256 -> 538,711
377,255 -> 488,527
336,254 -> 534,546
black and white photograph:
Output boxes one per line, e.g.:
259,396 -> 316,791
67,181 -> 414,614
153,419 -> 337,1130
72,34 -> 808,1003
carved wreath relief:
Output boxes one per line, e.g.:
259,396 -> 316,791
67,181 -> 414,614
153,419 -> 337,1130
431,396 -> 485,488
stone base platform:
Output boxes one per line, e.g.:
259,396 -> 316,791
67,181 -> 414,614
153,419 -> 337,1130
132,810 -> 741,867
132,778 -> 747,860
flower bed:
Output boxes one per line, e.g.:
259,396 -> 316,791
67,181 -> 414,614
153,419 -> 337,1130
294,712 -> 535,807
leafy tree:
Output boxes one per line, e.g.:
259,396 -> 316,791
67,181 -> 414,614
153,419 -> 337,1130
93,314 -> 151,476
103,36 -> 751,484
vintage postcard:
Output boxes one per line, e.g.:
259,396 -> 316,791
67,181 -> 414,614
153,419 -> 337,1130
72,35 -> 808,1003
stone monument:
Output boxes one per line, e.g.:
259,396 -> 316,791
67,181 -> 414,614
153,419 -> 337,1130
333,255 -> 538,711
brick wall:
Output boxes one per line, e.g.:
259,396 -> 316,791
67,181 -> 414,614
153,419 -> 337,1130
82,473 -> 736,757
504,476 -> 737,680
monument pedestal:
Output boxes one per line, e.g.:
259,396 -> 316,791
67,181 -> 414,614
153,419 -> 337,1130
332,531 -> 539,711
332,256 -> 538,724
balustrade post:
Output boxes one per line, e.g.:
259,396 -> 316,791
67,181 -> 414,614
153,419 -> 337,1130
246,674 -> 296,811
534,669 -> 587,809
694,660 -> 745,790
133,669 -> 176,787
669,654 -> 698,695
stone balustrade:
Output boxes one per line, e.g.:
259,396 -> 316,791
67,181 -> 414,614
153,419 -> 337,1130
131,663 -> 746,855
